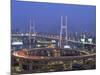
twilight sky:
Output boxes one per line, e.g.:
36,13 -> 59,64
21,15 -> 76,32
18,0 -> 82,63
11,0 -> 96,34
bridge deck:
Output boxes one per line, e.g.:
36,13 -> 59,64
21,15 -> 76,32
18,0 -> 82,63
12,33 -> 96,46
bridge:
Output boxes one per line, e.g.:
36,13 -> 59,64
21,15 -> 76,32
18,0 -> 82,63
11,16 -> 96,49
11,32 -> 96,46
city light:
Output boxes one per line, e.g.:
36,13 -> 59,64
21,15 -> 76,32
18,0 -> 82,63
64,45 -> 71,49
12,41 -> 23,45
80,38 -> 85,43
88,38 -> 92,43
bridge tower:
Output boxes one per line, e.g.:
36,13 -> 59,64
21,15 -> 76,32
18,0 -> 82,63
29,17 -> 35,49
59,16 -> 68,48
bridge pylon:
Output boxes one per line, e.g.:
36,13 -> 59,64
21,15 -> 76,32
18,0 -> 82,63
59,16 -> 68,48
29,17 -> 35,49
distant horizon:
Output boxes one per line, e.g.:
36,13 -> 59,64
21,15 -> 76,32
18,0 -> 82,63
11,0 -> 96,34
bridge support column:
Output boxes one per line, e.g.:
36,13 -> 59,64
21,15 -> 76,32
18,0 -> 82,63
18,62 -> 23,72
19,59 -> 24,71
69,60 -> 73,70
29,60 -> 33,72
47,51 -> 51,56
63,63 -> 67,70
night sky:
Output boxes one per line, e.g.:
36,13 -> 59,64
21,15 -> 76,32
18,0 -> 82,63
11,0 -> 96,34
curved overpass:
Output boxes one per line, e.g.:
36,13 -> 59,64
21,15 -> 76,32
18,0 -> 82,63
13,48 -> 96,61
